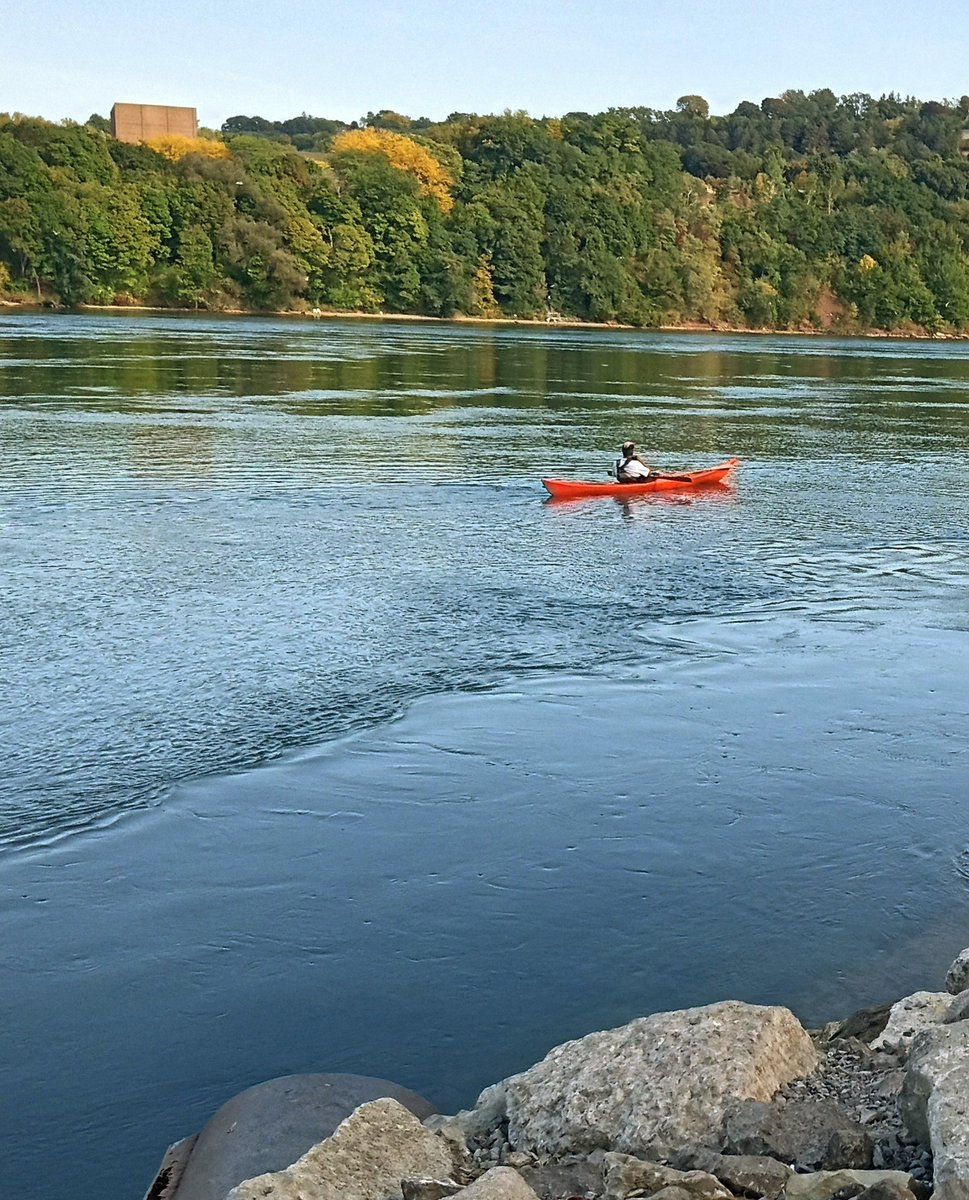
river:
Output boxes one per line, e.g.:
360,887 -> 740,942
1,312 -> 968,1198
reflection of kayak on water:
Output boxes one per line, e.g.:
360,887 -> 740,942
542,458 -> 740,500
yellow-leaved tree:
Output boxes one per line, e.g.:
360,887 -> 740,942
329,128 -> 454,213
144,135 -> 231,162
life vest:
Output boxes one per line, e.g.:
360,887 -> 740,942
616,454 -> 650,481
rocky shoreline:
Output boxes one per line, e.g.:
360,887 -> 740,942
148,948 -> 969,1200
4,296 -> 969,341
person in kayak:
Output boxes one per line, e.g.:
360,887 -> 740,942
615,441 -> 654,482
614,441 -> 694,485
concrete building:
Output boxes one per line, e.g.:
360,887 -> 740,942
111,103 -> 198,143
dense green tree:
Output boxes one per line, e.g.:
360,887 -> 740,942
4,94 -> 969,330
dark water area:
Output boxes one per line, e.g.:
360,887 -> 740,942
2,313 -> 969,1199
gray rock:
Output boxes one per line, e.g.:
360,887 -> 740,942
403,1181 -> 464,1200
519,1159 -> 603,1200
945,949 -> 969,996
829,1127 -> 877,1171
603,1153 -> 731,1200
900,1023 -> 969,1197
934,1185 -> 969,1200
455,1168 -> 540,1199
501,1152 -> 537,1170
872,1053 -> 902,1071
875,1071 -> 907,1099
649,1189 -> 699,1200
781,1171 -> 922,1200
821,1007 -> 894,1047
143,1134 -> 197,1200
872,994 -> 951,1055
673,1148 -> 792,1200
943,990 -> 969,1025
170,1073 -> 437,1200
428,1090 -> 510,1156
226,1097 -> 455,1200
853,1180 -> 918,1200
470,1002 -> 817,1158
722,1099 -> 873,1171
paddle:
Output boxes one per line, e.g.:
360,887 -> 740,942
607,468 -> 694,483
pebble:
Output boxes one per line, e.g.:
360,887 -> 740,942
778,1039 -> 932,1177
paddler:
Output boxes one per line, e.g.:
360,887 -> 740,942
615,441 -> 654,483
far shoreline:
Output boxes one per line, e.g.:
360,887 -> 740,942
2,297 -> 966,342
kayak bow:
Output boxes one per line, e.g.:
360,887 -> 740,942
542,458 -> 740,500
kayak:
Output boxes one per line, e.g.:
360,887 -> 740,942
542,458 -> 740,500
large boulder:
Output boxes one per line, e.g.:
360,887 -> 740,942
900,1023 -> 969,1199
453,1168 -> 539,1199
945,949 -> 969,996
518,1160 -> 604,1200
721,1098 -> 873,1170
872,994 -> 951,1055
944,990 -> 969,1025
168,1073 -> 437,1200
855,1183 -> 921,1200
469,1002 -> 817,1158
781,1171 -> 923,1200
819,1005 -> 893,1047
226,1097 -> 455,1200
602,1153 -> 731,1200
144,1134 -> 197,1200
673,1147 -> 793,1199
402,1183 -> 463,1200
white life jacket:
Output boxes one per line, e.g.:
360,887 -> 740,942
617,455 -> 650,481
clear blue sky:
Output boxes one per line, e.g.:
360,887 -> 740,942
4,0 -> 966,130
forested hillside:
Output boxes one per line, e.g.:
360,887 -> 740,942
3,91 -> 969,331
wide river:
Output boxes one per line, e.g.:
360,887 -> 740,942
2,313 -> 969,1198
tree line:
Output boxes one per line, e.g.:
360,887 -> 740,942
3,90 -> 969,331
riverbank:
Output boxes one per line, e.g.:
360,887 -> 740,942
2,296 -> 966,340
149,947 -> 969,1200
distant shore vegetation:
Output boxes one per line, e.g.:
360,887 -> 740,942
4,92 -> 969,331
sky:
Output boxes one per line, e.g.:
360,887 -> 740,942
4,0 -> 966,131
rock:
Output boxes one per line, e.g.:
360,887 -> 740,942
502,1152 -> 536,1170
403,1181 -> 464,1200
428,1089 -> 509,1155
829,1127 -> 877,1170
848,1181 -> 918,1200
519,1159 -> 604,1200
781,1170 -> 922,1200
943,990 -> 969,1024
872,994 -> 951,1055
672,1148 -> 792,1200
603,1153 -> 731,1200
872,1053 -> 902,1071
454,1167 -> 540,1199
945,949 -> 969,996
226,1097 -> 455,1200
171,1073 -> 437,1200
143,1134 -> 197,1200
900,1023 -> 969,1198
649,1189 -> 698,1200
722,1099 -> 873,1171
821,1007 -> 894,1047
468,1002 -> 817,1158
876,1071 -> 907,1099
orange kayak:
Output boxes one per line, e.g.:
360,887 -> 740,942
542,458 -> 740,500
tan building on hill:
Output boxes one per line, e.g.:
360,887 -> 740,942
111,103 -> 197,143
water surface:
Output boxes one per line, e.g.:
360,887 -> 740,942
2,313 -> 969,1199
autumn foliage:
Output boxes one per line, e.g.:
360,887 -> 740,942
329,128 -> 454,212
144,134 -> 231,161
